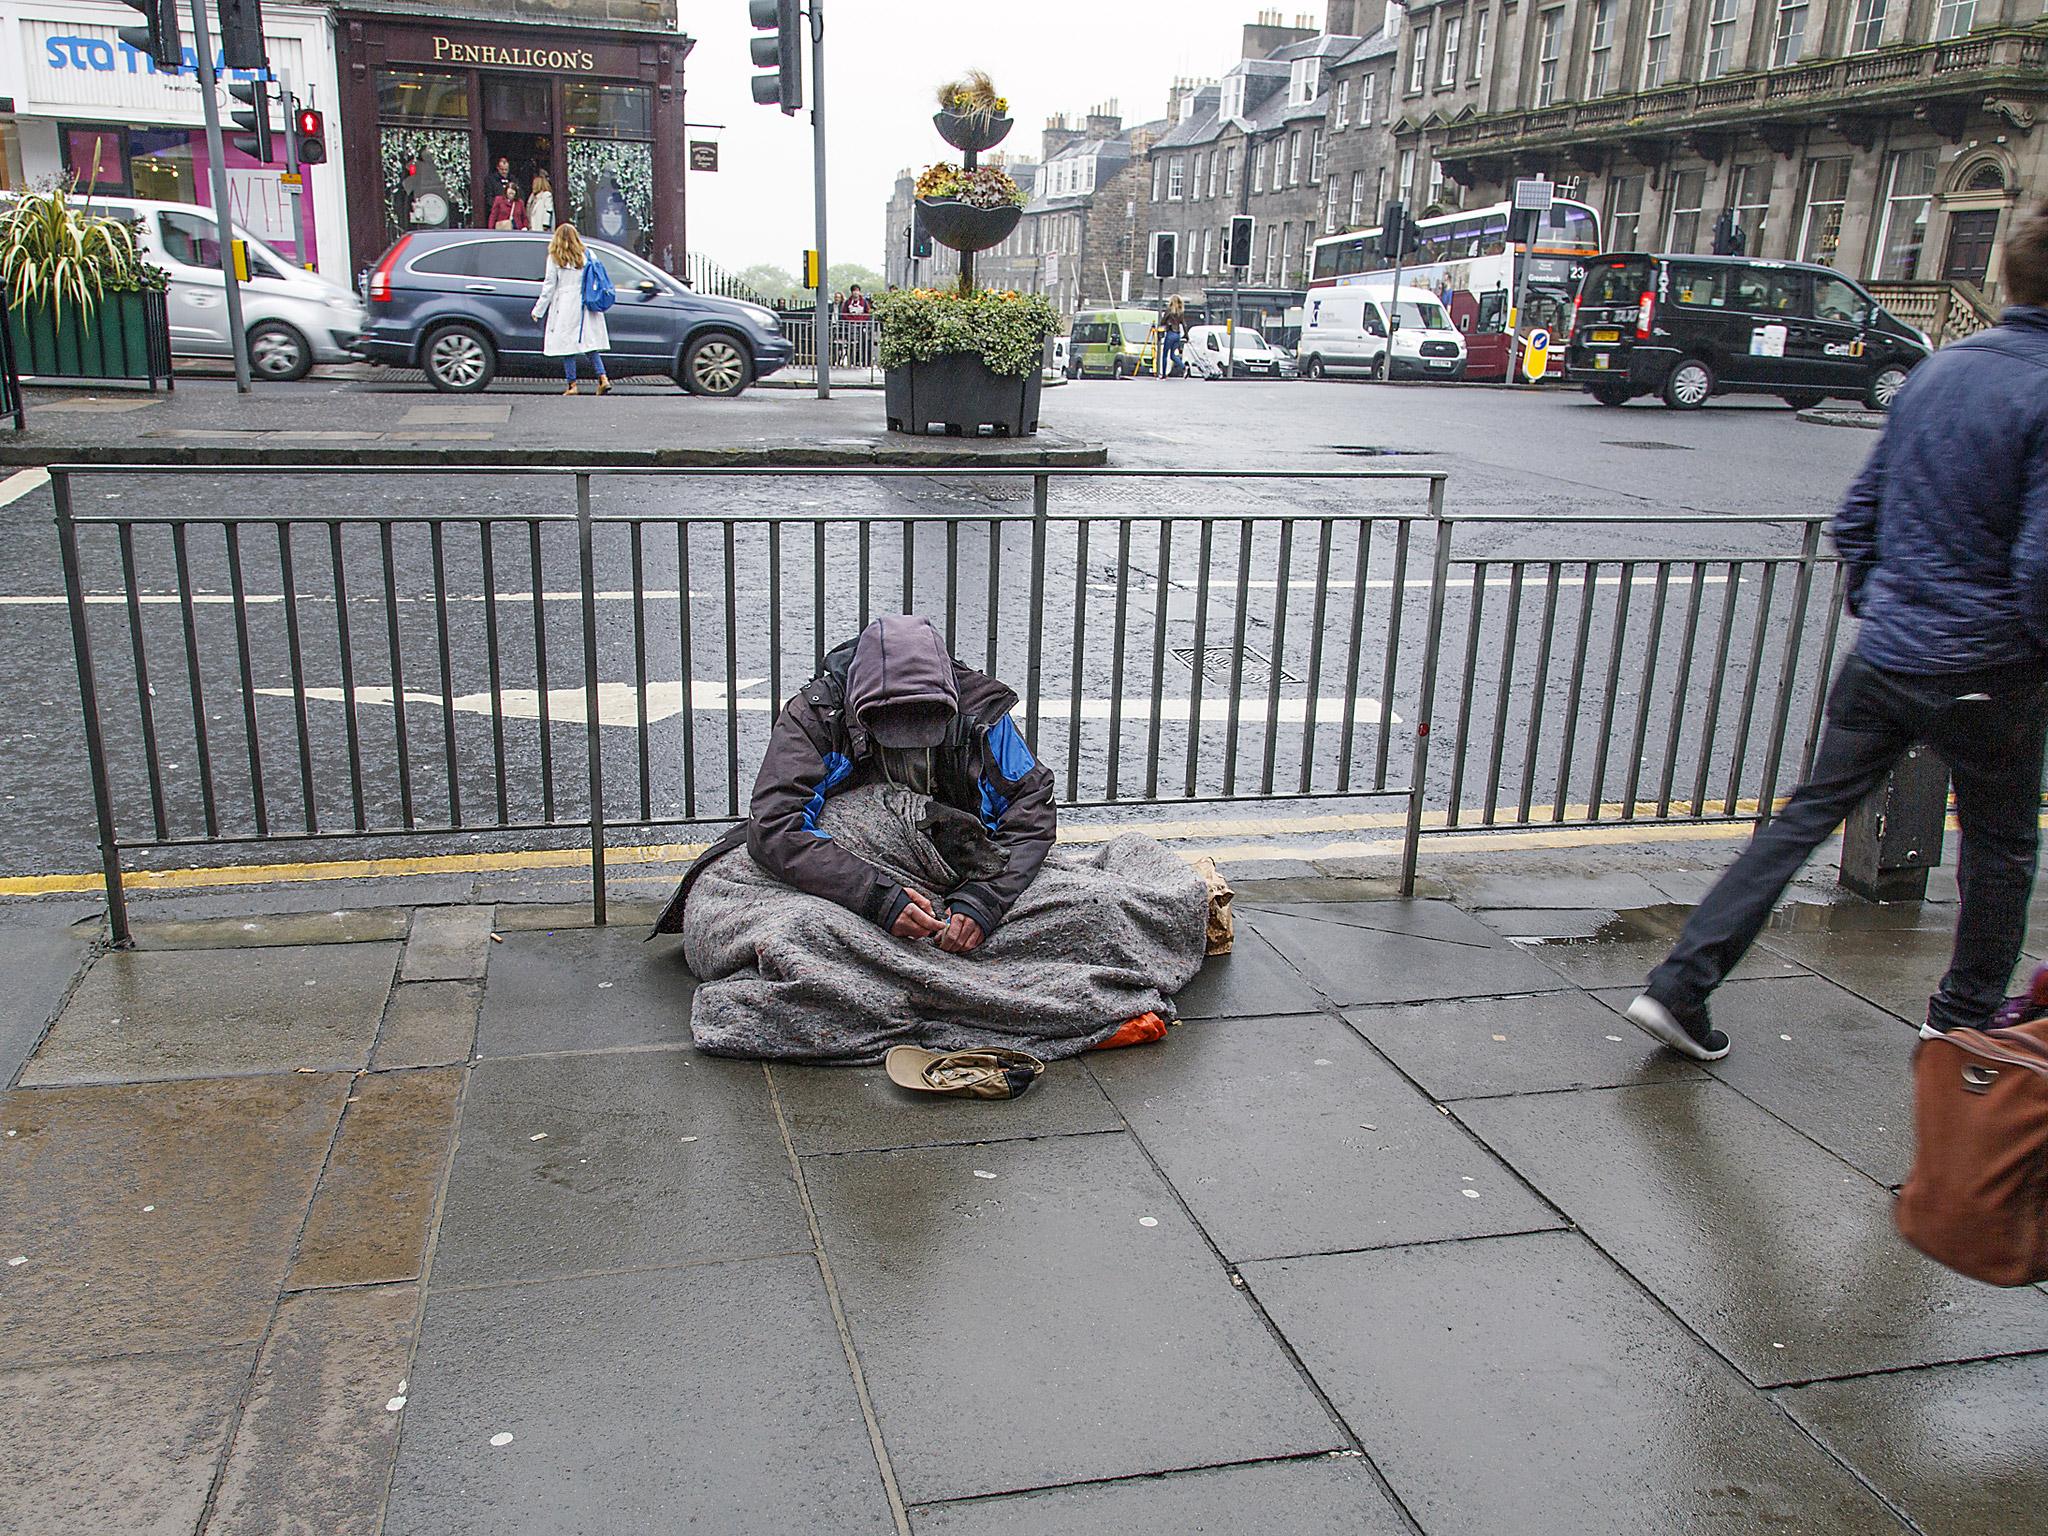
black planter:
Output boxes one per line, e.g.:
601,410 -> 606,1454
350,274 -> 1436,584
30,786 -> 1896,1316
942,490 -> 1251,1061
934,110 -> 1014,154
886,353 -> 1043,437
916,197 -> 1022,255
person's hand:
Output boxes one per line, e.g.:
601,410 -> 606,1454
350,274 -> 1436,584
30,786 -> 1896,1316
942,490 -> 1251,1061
890,888 -> 947,941
937,913 -> 984,954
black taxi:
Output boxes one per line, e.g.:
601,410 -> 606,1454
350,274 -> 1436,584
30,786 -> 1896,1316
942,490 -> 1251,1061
1566,252 -> 1930,411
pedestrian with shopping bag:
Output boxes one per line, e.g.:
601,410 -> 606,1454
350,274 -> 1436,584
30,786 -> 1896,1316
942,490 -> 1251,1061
532,224 -> 613,396
1627,202 -> 2048,1064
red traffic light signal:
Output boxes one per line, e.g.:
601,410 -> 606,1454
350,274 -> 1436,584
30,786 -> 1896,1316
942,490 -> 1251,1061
295,107 -> 326,166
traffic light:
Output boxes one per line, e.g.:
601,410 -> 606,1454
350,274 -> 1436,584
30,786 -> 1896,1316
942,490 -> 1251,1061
1149,231 -> 1178,280
1379,201 -> 1425,263
294,106 -> 325,165
229,78 -> 272,163
116,0 -> 180,70
217,0 -> 265,70
749,0 -> 802,116
802,249 -> 821,288
1226,214 -> 1254,269
910,207 -> 932,260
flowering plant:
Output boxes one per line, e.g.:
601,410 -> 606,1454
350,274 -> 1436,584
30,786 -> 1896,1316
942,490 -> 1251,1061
915,163 -> 1026,209
937,70 -> 1009,122
874,287 -> 1059,378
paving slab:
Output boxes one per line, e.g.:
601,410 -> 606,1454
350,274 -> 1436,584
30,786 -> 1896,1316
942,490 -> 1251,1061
382,1254 -> 896,1536
475,926 -> 695,1056
1247,905 -> 1569,1006
1779,1354 -> 2048,1536
803,1131 -> 1342,1504
371,980 -> 482,1069
0,1073 -> 348,1367
126,908 -> 412,950
1477,905 -> 1809,990
1243,1232 -> 1907,1535
430,1049 -> 807,1288
772,1058 -> 1122,1156
1173,925 -> 1324,1019
1451,869 -> 1671,910
1756,907 -> 2029,1022
1601,975 -> 1920,1186
21,943 -> 399,1086
909,1456 -> 1410,1535
1243,899 -> 1529,944
0,915 -> 91,1086
1457,1080 -> 2048,1386
400,905 -> 497,982
1343,990 -> 1704,1101
0,1346 -> 253,1536
120,876 -> 480,923
287,1067 -> 463,1289
1090,1012 -> 1558,1262
206,1285 -> 419,1536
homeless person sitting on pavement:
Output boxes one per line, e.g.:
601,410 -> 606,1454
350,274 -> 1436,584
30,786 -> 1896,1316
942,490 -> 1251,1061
654,613 -> 1213,1073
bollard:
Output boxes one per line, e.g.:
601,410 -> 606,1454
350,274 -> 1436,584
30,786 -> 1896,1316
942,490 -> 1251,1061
1839,744 -> 1949,902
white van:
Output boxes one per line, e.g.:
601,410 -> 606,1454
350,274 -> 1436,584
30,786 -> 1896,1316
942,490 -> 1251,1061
1184,323 -> 1288,378
75,196 -> 365,380
1300,284 -> 1466,381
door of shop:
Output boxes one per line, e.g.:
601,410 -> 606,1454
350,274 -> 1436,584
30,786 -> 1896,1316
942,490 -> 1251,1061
480,75 -> 556,235
1942,210 -> 1998,287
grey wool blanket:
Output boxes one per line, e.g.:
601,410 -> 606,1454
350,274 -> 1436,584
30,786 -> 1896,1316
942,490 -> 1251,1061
679,784 -> 1209,1064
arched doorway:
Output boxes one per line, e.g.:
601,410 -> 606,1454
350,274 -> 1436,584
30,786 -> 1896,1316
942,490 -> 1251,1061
1940,157 -> 2009,290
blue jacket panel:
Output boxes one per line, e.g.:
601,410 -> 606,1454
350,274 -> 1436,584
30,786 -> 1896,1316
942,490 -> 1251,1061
1833,306 -> 2048,675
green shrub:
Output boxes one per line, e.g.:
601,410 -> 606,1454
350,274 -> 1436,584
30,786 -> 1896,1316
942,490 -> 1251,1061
0,186 -> 163,320
873,287 -> 1060,378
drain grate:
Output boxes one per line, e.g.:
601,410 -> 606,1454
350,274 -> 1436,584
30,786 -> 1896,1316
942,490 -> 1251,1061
1602,440 -> 1695,451
1169,643 -> 1301,686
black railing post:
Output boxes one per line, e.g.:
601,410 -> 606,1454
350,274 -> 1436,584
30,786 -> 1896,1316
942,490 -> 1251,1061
577,473 -> 608,925
56,470 -> 130,943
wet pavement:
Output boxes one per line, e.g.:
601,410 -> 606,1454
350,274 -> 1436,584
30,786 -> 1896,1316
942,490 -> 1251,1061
4,865 -> 2047,1535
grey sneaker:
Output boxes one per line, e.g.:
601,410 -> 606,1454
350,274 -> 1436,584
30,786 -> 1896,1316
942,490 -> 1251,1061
1626,994 -> 1730,1062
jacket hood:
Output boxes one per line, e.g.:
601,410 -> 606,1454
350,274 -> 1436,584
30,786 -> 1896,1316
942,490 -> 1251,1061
845,615 -> 961,751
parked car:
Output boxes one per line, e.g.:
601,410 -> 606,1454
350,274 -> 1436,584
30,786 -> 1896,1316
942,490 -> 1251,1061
353,231 -> 792,395
55,195 -> 365,381
1566,252 -> 1930,411
1066,308 -> 1157,378
1185,324 -> 1290,378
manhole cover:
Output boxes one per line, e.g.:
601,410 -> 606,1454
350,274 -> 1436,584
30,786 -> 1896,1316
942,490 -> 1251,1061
1169,644 -> 1301,686
1602,440 -> 1694,451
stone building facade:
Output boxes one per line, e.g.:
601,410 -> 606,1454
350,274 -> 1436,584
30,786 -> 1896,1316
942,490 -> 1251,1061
1013,108 -> 1165,314
883,154 -> 1041,292
1394,0 -> 2045,305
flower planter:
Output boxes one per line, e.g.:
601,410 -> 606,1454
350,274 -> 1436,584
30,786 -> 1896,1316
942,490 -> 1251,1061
885,352 -> 1042,438
916,197 -> 1022,255
933,110 -> 1014,155
5,289 -> 173,388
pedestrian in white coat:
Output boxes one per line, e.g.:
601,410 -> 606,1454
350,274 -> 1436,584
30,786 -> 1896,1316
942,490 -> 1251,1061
532,223 -> 610,395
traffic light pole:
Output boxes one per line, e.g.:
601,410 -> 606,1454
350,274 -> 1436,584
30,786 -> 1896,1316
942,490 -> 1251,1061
279,70 -> 309,271
808,0 -> 829,400
188,0 -> 252,391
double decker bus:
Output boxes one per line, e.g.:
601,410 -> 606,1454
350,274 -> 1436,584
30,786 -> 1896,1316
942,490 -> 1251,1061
1309,198 -> 1602,380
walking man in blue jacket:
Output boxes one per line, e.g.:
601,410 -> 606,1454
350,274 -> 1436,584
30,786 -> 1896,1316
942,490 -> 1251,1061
1629,203 -> 2048,1061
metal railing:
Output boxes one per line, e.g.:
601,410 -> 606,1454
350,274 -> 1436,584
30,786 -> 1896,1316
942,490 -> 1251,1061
684,253 -> 775,307
58,465 -> 1474,942
55,465 -> 1850,941
775,316 -> 882,381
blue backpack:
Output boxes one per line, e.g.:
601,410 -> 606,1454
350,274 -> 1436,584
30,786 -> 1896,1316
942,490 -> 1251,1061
581,258 -> 615,313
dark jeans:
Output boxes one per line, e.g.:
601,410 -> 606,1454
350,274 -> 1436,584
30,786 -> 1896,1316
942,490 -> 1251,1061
563,353 -> 607,382
1649,652 -> 2047,1031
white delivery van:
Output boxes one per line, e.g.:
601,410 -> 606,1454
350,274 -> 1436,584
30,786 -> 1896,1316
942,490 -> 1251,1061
1302,284 -> 1466,381
1184,323 -> 1287,378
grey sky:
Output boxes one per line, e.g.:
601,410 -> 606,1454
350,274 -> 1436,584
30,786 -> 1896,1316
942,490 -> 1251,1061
680,2 -> 1337,275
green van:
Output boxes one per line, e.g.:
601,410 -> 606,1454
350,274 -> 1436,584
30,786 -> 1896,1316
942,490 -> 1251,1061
1066,308 -> 1158,379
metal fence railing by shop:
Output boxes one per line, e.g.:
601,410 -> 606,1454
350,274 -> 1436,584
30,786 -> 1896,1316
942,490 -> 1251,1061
774,315 -> 882,380
54,463 -> 1845,941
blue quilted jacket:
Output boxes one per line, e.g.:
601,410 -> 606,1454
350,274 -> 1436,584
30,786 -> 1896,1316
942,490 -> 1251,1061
1833,306 -> 2048,675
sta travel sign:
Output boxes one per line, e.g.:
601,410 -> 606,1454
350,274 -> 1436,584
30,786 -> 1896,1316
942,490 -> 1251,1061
23,18 -> 309,118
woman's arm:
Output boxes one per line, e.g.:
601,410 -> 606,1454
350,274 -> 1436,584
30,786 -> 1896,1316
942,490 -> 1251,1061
532,261 -> 555,321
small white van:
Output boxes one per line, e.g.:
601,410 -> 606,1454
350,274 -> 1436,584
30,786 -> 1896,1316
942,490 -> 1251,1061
1301,284 -> 1467,381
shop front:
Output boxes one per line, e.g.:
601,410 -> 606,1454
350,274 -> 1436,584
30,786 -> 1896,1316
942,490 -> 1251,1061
334,12 -> 687,276
0,0 -> 349,281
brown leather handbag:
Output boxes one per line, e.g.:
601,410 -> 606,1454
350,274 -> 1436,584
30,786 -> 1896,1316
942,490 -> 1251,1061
1895,1017 -> 2048,1286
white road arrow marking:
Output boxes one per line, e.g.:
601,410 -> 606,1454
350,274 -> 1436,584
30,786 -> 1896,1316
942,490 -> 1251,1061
257,683 -> 1398,727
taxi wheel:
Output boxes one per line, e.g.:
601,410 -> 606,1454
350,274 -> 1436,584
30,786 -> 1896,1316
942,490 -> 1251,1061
1865,364 -> 1909,412
1588,381 -> 1631,407
1663,356 -> 1715,410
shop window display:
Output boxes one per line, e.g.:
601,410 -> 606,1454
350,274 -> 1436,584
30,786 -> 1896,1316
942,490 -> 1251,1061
568,138 -> 651,254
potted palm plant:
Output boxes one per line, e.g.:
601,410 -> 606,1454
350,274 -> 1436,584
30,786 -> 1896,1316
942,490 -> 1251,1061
886,72 -> 1057,437
1,186 -> 173,387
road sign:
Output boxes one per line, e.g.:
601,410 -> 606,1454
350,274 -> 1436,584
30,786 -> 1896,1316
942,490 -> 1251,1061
690,141 -> 719,172
1514,178 -> 1554,212
1523,327 -> 1550,382
278,170 -> 301,185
